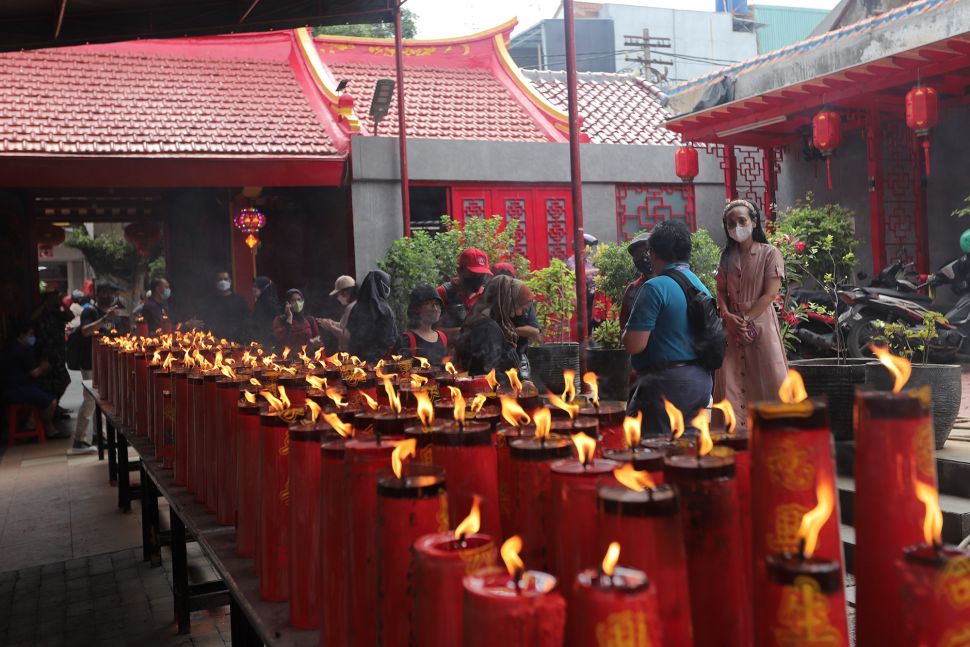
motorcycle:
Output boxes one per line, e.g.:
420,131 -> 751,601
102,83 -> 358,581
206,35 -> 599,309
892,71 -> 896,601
927,254 -> 970,354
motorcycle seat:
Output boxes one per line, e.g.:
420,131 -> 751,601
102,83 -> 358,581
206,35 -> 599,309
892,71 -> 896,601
863,287 -> 933,303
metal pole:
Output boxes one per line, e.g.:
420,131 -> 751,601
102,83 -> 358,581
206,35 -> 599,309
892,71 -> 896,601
563,0 -> 588,366
394,2 -> 411,236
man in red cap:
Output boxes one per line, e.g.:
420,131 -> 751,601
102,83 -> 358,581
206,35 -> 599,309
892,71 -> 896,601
437,248 -> 492,338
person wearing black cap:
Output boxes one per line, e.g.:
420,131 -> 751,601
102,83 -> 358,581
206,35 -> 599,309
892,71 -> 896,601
398,285 -> 449,365
620,231 -> 653,329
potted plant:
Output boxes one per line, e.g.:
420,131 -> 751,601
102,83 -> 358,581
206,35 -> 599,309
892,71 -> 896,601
869,313 -> 962,449
586,296 -> 630,402
525,258 -> 578,394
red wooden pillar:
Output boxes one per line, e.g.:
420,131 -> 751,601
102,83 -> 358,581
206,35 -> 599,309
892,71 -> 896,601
230,196 -> 257,309
911,133 -> 929,272
761,147 -> 778,221
394,0 -> 411,237
865,114 -> 887,275
723,144 -> 738,201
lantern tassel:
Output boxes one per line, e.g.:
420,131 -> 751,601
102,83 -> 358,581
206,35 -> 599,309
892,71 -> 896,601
826,158 -> 833,190
922,139 -> 931,177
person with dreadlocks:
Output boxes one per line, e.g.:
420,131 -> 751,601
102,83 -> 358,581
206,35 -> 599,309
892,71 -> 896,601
456,275 -> 533,379
713,199 -> 788,434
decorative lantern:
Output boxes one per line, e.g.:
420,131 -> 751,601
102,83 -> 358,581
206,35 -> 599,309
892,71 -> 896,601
812,111 -> 842,190
123,221 -> 162,256
34,222 -> 66,256
675,146 -> 699,183
234,206 -> 266,250
905,86 -> 939,176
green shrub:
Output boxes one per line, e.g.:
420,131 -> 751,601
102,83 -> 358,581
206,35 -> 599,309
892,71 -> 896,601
690,229 -> 721,295
434,216 -> 530,279
774,193 -> 858,286
592,241 -> 637,304
525,259 -> 576,344
377,230 -> 443,326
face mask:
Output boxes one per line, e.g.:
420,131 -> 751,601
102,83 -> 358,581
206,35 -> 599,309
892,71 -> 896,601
26,335 -> 36,347
216,280 -> 231,292
634,256 -> 653,277
162,288 -> 172,300
729,225 -> 753,243
292,300 -> 304,314
252,288 -> 261,299
462,275 -> 485,292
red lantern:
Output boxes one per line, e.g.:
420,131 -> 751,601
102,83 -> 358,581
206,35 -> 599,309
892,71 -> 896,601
906,86 -> 939,176
675,146 -> 699,183
812,111 -> 842,190
34,223 -> 66,254
123,221 -> 162,256
234,206 -> 266,250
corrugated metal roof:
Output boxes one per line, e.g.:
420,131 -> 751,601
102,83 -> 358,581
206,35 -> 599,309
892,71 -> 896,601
752,4 -> 830,54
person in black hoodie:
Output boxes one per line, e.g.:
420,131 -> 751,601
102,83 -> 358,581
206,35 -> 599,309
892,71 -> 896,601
250,276 -> 280,347
205,270 -> 250,342
347,270 -> 398,364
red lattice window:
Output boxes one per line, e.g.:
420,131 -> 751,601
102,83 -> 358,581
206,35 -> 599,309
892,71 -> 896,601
545,198 -> 569,260
505,198 -> 528,255
462,198 -> 486,220
615,184 -> 696,241
881,120 -> 919,264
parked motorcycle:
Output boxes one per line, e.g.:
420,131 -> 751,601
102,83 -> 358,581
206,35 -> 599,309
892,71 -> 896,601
927,254 -> 970,354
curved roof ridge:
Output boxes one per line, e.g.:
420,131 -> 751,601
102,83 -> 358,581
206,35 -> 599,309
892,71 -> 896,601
520,68 -> 666,94
312,17 -> 518,46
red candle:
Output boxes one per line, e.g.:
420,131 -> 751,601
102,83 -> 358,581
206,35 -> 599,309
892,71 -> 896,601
151,363 -> 173,464
275,375 -> 307,409
120,349 -> 135,427
413,532 -> 498,647
257,409 -> 295,602
202,372 -> 221,511
345,437 -> 396,647
187,373 -> 205,499
565,544 -> 664,647
497,395 -> 536,535
133,351 -> 149,437
377,459 -> 448,647
319,436 -> 350,647
372,411 -> 418,438
216,376 -> 244,526
158,372 -> 175,469
715,431 -> 750,579
855,383 -> 937,646
463,539 -> 566,647
597,480 -> 693,645
431,422 -> 501,540
579,403 -> 626,451
898,543 -> 970,645
172,370 -> 189,486
235,394 -> 261,558
549,434 -> 619,598
763,553 -> 849,646
286,420 -> 330,629
146,360 -> 158,445
664,452 -> 751,647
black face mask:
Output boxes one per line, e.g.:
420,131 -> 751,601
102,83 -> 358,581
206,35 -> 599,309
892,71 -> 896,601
634,256 -> 653,277
97,298 -> 114,309
462,275 -> 485,292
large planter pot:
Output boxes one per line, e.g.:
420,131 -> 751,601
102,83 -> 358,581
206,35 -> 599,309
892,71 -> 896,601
789,358 -> 877,442
867,363 -> 961,450
585,348 -> 631,403
528,342 -> 580,394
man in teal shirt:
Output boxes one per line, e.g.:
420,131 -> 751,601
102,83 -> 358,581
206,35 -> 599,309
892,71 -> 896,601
622,219 -> 713,436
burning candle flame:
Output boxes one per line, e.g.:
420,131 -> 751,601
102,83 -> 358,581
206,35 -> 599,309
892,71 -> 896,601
533,407 -> 551,440
162,353 -> 176,370
500,535 -> 525,579
314,347 -> 324,362
448,387 -> 466,426
444,361 -> 458,376
505,368 -> 523,394
778,369 -> 808,403
326,388 -> 348,408
415,391 -> 435,428
360,392 -> 379,411
220,365 -> 237,380
484,368 -> 499,392
500,396 -> 531,427
152,350 -> 162,364
322,413 -> 353,438
326,352 -> 342,367
214,349 -> 224,367
561,370 -> 576,403
869,344 -> 913,393
711,400 -> 737,435
797,480 -> 835,558
382,377 -> 402,415
306,375 -> 326,391
454,495 -> 481,539
243,391 -> 257,405
391,354 -> 402,362
278,385 -> 292,410
281,347 -> 291,361
414,356 -> 431,369
582,372 -> 600,407
260,390 -> 285,413
613,463 -> 655,492
915,481 -> 943,546
662,397 -> 685,439
572,432 -> 597,466
391,438 -> 416,479
623,412 -> 642,448
547,391 -> 581,420
410,373 -> 429,389
469,394 -> 488,416
691,411 -> 713,457
307,400 -> 322,423
602,541 -> 620,577
249,377 -> 262,388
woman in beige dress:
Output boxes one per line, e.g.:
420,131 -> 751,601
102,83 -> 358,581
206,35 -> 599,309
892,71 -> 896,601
713,199 -> 789,433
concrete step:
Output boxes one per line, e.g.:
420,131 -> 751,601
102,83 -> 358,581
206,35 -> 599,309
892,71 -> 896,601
841,522 -> 855,576
837,475 -> 970,546
836,440 -> 970,500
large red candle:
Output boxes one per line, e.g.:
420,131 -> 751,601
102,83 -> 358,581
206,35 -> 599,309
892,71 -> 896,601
855,384 -> 937,646
715,431 -> 750,582
377,462 -> 448,647
413,533 -> 498,647
463,565 -> 566,646
319,438 -> 350,647
133,351 -> 149,437
216,376 -> 244,526
763,553 -> 849,646
664,453 -> 751,647
158,371 -> 175,469
202,372 -> 221,511
897,543 -> 970,645
187,373 -> 205,497
120,349 -> 134,427
597,483 -> 693,646
286,421 -> 330,629
345,438 -> 396,647
431,422 -> 501,539
549,439 -> 619,598
152,365 -> 173,463
565,560 -> 664,647
257,409 -> 297,602
496,422 -> 534,534
579,402 -> 625,451
235,395 -> 261,558
602,447 -> 664,484
146,361 -> 158,444
172,370 -> 190,486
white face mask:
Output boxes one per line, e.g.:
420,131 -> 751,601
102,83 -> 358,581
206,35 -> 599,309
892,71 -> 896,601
216,280 -> 231,292
729,225 -> 753,243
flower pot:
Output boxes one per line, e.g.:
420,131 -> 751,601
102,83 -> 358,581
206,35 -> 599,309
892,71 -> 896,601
789,358 -> 877,442
867,363 -> 961,449
584,348 -> 630,403
527,342 -> 580,394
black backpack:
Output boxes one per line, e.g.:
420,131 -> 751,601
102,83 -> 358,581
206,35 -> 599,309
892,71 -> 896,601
662,268 -> 726,372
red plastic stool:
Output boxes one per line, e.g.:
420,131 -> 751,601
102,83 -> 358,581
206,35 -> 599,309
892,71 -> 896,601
6,404 -> 46,446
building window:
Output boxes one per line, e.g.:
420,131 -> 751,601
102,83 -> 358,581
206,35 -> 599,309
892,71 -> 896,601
615,184 -> 696,240
409,186 -> 449,234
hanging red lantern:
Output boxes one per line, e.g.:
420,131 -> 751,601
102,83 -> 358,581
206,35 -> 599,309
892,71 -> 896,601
123,221 -> 162,256
234,206 -> 266,251
812,111 -> 842,190
675,146 -> 699,183
34,222 -> 65,256
905,86 -> 939,176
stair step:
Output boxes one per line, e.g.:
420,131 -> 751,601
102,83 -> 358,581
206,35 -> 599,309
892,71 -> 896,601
837,440 -> 970,501
841,522 -> 855,575
837,475 -> 970,546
